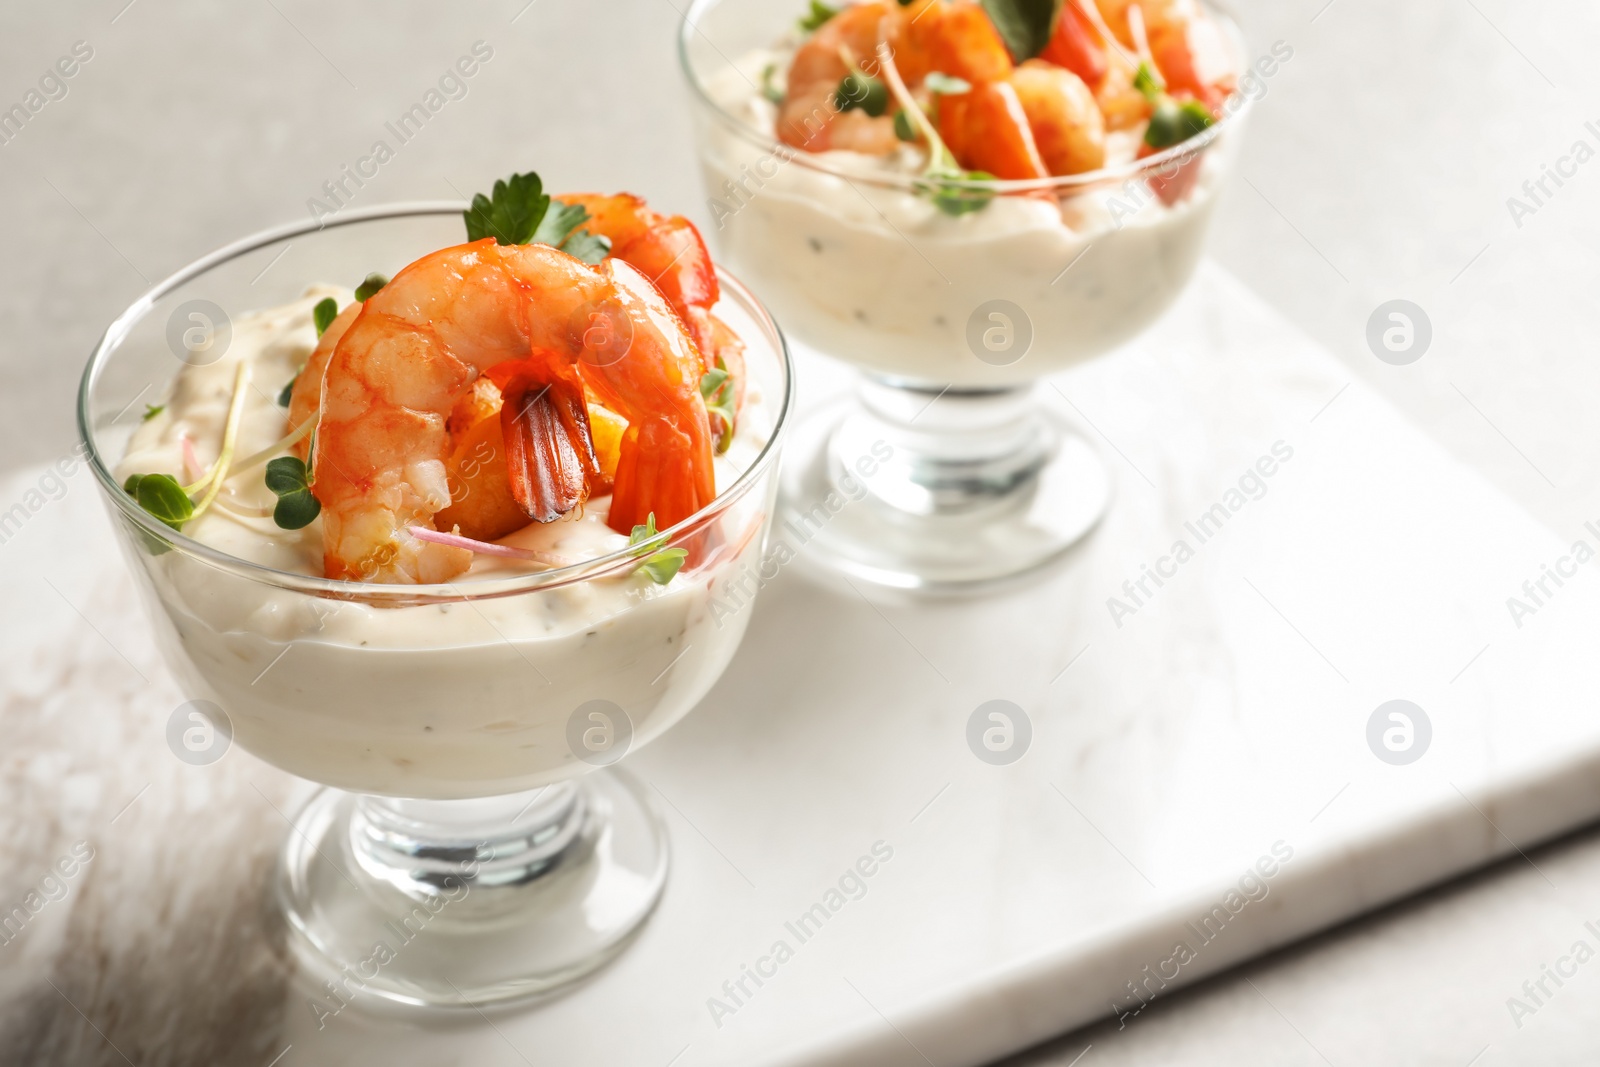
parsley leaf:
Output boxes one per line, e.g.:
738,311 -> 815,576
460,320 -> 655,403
313,297 -> 338,337
538,199 -> 612,265
894,109 -> 918,142
142,404 -> 165,422
560,228 -> 612,265
531,199 -> 589,248
628,513 -> 689,585
123,472 -> 193,531
354,273 -> 388,301
980,0 -> 1061,62
278,376 -> 297,407
798,0 -> 839,32
265,456 -> 321,530
464,171 -> 550,246
463,175 -> 613,264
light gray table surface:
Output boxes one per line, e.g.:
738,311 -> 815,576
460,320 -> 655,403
2,1 -> 1596,1064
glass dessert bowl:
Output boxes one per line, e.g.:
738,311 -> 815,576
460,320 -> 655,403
77,195 -> 792,1007
679,0 -> 1251,588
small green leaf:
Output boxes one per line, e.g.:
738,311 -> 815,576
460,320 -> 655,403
893,109 -> 917,142
124,472 -> 194,531
142,403 -> 165,422
278,375 -> 297,407
354,273 -> 389,301
761,63 -> 785,104
640,548 -> 688,584
980,0 -> 1062,62
1133,61 -> 1164,103
265,456 -> 321,530
560,228 -> 612,266
700,363 -> 737,454
532,199 -> 589,248
834,72 -> 889,117
464,171 -> 550,246
923,72 -> 972,95
920,170 -> 997,216
629,513 -> 661,547
1144,98 -> 1214,150
313,298 -> 338,337
628,512 -> 687,583
699,367 -> 731,401
798,0 -> 839,32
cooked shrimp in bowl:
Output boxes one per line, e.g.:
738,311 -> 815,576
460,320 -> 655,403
119,171 -> 767,588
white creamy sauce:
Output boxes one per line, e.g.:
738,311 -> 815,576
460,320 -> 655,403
118,289 -> 773,799
697,49 -> 1232,386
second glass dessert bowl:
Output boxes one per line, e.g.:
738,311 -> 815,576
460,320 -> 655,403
78,202 -> 793,1007
680,0 -> 1250,589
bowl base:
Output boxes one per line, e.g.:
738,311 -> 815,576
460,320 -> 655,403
779,385 -> 1111,591
278,769 -> 668,1011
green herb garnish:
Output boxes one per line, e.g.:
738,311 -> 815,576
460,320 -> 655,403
1133,61 -> 1214,150
923,72 -> 972,95
264,456 -> 321,530
354,273 -> 389,301
979,0 -> 1061,63
893,109 -> 917,142
313,298 -> 337,337
1144,98 -> 1215,150
699,357 -> 736,454
761,63 -> 785,104
123,472 -> 194,531
628,513 -> 688,585
465,172 -> 548,245
798,0 -> 839,32
921,170 -> 998,216
834,72 -> 889,117
463,171 -> 612,265
874,43 -> 997,215
142,404 -> 165,422
532,199 -> 611,265
278,376 -> 297,407
1133,61 -> 1164,103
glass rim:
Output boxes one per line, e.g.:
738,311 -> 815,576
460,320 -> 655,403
76,201 -> 795,602
676,0 -> 1252,195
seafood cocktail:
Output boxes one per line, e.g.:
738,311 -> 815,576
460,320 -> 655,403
80,175 -> 792,1006
681,0 -> 1251,587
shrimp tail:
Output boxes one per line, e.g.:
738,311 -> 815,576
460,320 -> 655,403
499,366 -> 601,524
607,417 -> 716,535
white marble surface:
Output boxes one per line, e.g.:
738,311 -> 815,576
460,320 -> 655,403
7,263 -> 1600,1066
3,0 -> 1599,1064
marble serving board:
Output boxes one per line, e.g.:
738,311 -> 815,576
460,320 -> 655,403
5,262 -> 1600,1067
